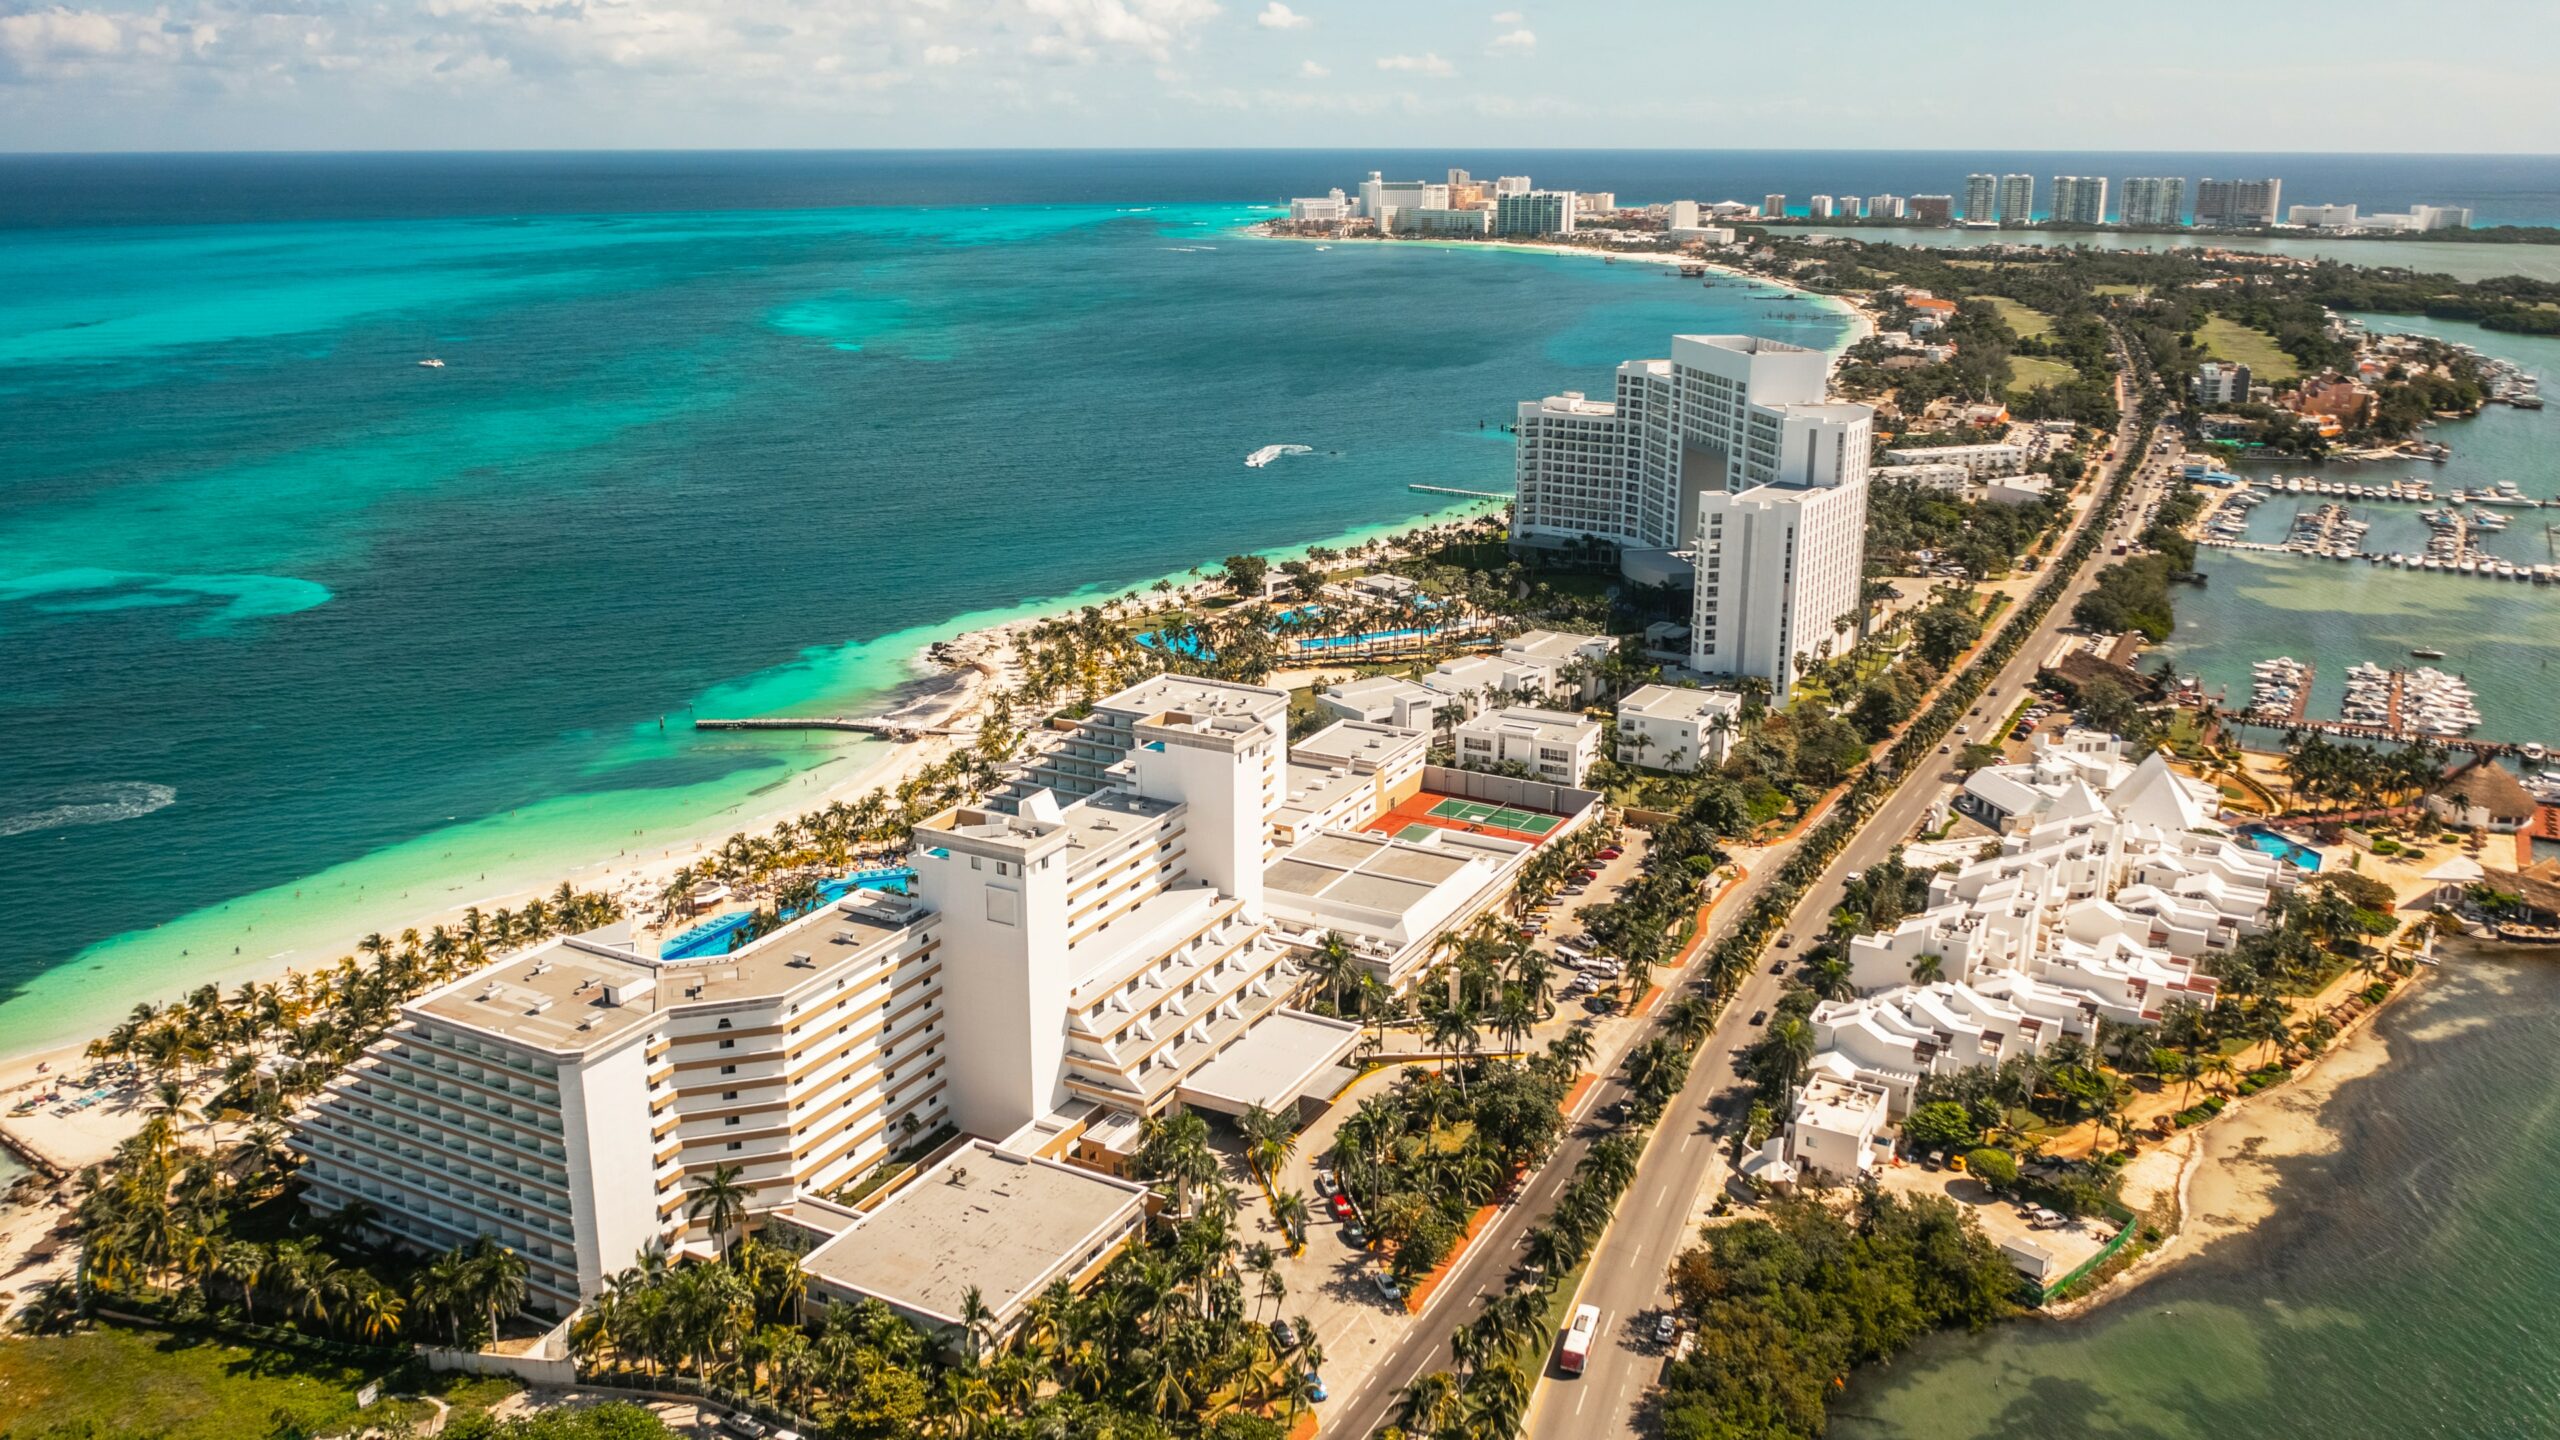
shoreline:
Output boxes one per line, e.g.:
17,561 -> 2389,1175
1251,225 -> 1878,354
4,226 -> 1870,1065
0,495 -> 1505,1068
2044,949 -> 2431,1320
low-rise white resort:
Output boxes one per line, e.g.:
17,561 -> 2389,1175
1746,732 -> 2295,1189
289,672 -> 1601,1337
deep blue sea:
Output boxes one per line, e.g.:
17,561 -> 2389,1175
4,149 -> 2555,1056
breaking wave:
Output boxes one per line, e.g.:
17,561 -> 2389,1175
0,782 -> 178,839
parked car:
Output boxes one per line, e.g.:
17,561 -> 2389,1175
1598,847 -> 1623,860
1308,1374 -> 1329,1403
1271,1320 -> 1298,1350
1331,1194 -> 1356,1221
1343,1222 -> 1367,1248
1373,1271 -> 1404,1303
1655,1312 -> 1680,1344
1313,1171 -> 1336,1198
722,1418 -> 769,1440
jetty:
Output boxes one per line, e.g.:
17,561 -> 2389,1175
2213,709 -> 2554,758
1408,484 -> 1512,500
695,717 -> 977,740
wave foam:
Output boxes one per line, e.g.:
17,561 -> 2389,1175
0,782 -> 178,839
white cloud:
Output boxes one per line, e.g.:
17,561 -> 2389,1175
1489,27 -> 1534,50
1255,2 -> 1311,30
922,43 -> 973,65
1490,10 -> 1522,22
1298,58 -> 1328,77
1375,51 -> 1452,76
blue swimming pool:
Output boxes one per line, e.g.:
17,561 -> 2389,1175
2240,826 -> 2323,872
658,866 -> 917,960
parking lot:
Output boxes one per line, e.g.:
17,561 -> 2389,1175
1217,825 -> 1740,1412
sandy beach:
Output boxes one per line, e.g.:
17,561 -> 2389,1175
1254,226 -> 1879,353
2048,959 -> 2425,1319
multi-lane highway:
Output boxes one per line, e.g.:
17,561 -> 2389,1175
1530,359 -> 2169,1438
1322,349 -> 2169,1440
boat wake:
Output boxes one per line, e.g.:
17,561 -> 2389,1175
1245,443 -> 1315,469
0,781 -> 177,839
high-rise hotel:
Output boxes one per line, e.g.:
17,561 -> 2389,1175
291,677 -> 1405,1320
1513,334 -> 1873,698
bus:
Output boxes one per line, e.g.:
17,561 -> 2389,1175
1559,1304 -> 1600,1375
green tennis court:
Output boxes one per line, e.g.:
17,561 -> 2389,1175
1397,823 -> 1441,842
1423,798 -> 1562,835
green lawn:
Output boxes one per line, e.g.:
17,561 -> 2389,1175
1971,295 -> 2054,340
2007,356 -> 2078,395
2195,315 -> 2301,381
0,1324 -> 510,1439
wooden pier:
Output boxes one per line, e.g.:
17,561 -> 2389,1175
1407,484 -> 1512,500
2211,706 -> 2553,759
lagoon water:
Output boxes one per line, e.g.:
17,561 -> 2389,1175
0,154 -> 1855,1056
2159,319 -> 2560,746
1832,942 -> 2560,1440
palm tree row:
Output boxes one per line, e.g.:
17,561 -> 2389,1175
574,1161 -> 1318,1439
60,1085 -> 532,1350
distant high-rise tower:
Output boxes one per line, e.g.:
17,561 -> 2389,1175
1998,173 -> 2035,223
2120,177 -> 2187,227
2196,177 -> 2283,226
1808,194 -> 1836,220
1762,193 -> 1787,219
2051,176 -> 2109,225
1964,173 -> 1999,221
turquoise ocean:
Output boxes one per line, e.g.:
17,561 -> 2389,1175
0,159 -> 1855,1057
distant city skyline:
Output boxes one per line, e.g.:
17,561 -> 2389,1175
2,0 -> 2554,153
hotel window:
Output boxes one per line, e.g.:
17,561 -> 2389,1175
726,1141 -> 744,1153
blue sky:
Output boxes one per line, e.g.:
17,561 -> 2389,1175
2,0 -> 2553,152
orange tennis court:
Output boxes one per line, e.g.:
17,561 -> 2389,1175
1365,788 -> 1570,847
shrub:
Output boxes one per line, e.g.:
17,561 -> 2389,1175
1964,1147 -> 2020,1189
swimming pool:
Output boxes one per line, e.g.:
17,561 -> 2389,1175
658,867 -> 916,959
2240,826 -> 2324,872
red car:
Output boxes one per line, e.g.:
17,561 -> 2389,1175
1331,1194 -> 1356,1221
1597,848 -> 1622,860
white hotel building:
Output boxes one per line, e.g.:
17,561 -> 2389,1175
291,675 -> 1586,1324
1514,334 -> 1873,698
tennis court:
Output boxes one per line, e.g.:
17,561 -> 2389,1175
1395,823 -> 1441,843
1425,797 -> 1562,836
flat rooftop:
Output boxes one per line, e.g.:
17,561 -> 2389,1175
1095,673 -> 1286,720
415,887 -> 928,1053
413,941 -> 664,1054
1178,1008 -> 1362,1115
1265,829 -> 1478,914
1291,718 -> 1424,772
1619,683 -> 1744,723
800,1142 -> 1149,1325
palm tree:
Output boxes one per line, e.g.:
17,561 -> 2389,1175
687,1163 -> 754,1261
1910,951 -> 1948,985
462,1236 -> 529,1345
1270,1189 -> 1310,1251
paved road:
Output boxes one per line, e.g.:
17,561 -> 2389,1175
1327,360 -> 2166,1440
1529,361 -> 2167,1439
